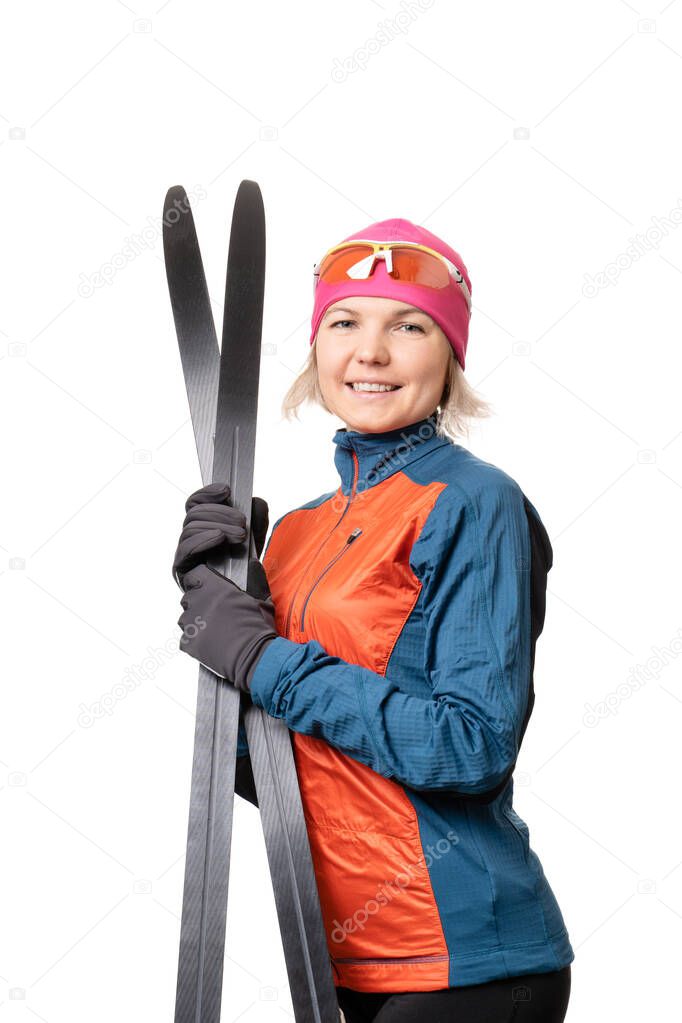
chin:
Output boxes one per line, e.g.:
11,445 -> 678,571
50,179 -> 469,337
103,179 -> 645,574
332,386 -> 422,432
345,411 -> 408,435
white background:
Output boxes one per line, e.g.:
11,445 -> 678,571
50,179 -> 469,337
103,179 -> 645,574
1,1 -> 681,1020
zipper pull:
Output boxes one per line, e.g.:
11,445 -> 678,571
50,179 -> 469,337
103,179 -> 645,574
346,527 -> 362,544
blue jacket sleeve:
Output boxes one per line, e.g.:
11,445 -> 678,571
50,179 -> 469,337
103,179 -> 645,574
248,480 -> 533,795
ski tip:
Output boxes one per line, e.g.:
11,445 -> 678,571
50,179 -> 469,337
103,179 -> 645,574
162,185 -> 195,252
163,184 -> 188,212
236,179 -> 262,199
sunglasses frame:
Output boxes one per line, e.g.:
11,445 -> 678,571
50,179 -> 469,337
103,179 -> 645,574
313,237 -> 472,315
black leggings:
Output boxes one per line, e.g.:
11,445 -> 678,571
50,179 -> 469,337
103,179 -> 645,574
336,964 -> 571,1023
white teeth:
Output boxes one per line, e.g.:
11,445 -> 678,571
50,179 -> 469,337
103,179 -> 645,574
351,382 -> 399,392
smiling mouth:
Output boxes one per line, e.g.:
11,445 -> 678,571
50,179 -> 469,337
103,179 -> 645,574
345,383 -> 403,392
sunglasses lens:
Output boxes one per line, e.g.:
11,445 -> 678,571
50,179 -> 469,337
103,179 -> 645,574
391,247 -> 451,288
317,244 -> 375,283
317,243 -> 452,290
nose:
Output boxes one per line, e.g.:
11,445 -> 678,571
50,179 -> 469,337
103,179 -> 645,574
353,324 -> 390,364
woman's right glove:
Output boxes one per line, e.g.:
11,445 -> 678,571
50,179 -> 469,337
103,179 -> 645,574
176,558 -> 277,691
172,482 -> 269,589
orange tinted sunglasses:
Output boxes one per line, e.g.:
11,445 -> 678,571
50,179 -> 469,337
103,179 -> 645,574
313,238 -> 472,315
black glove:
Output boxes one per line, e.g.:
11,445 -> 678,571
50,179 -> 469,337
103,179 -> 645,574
177,558 -> 278,691
172,482 -> 269,589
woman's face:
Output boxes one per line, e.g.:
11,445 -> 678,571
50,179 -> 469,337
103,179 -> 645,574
314,296 -> 452,434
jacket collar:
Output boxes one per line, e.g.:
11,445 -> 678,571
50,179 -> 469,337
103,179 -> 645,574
332,412 -> 450,496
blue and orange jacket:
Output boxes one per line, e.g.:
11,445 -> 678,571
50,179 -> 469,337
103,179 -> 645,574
238,413 -> 574,993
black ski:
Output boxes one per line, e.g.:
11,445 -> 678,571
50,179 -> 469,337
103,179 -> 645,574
163,181 -> 340,1023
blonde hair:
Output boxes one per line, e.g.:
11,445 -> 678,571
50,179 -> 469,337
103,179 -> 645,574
280,338 -> 494,444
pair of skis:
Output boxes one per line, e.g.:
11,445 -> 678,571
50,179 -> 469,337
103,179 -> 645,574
162,181 -> 340,1023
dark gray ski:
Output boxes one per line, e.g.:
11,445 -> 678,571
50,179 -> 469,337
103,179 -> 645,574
163,181 -> 340,1023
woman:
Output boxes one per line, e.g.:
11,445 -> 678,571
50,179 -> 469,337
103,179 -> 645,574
173,218 -> 575,1022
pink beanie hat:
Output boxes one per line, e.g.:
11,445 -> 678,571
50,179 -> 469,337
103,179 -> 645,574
309,217 -> 472,370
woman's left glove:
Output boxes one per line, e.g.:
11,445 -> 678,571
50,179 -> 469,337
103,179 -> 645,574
177,558 -> 278,691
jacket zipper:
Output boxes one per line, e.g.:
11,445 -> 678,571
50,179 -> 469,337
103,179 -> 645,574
300,527 -> 362,631
333,953 -> 450,965
284,448 -> 360,637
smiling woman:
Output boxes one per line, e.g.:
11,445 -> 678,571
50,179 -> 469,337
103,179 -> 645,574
279,220 -> 493,442
315,295 -> 454,436
282,299 -> 493,442
174,216 -> 574,1023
